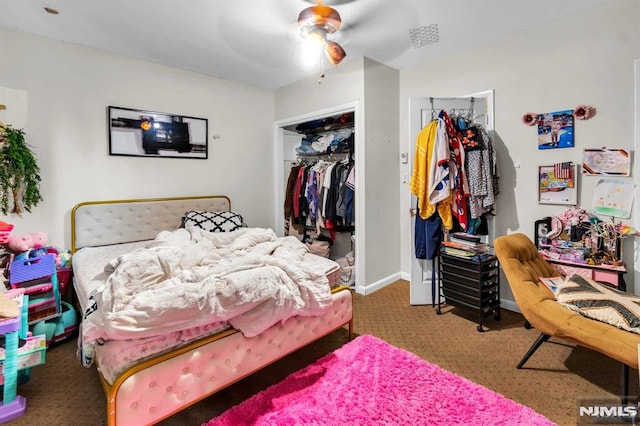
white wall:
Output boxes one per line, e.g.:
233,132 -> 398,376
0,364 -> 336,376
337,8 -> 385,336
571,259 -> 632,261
275,57 -> 364,120
399,0 -> 640,296
362,58 -> 401,285
0,28 -> 275,249
275,57 -> 401,292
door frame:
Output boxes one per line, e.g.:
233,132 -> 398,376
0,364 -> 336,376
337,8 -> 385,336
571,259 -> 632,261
274,101 -> 366,294
634,58 -> 640,294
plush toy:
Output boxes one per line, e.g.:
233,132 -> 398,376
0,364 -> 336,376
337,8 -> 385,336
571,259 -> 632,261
6,232 -> 48,253
57,251 -> 72,269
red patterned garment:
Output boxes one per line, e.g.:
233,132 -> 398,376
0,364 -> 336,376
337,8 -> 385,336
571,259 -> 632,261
439,111 -> 469,231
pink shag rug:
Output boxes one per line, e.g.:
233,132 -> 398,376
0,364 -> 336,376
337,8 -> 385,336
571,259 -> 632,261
203,335 -> 554,426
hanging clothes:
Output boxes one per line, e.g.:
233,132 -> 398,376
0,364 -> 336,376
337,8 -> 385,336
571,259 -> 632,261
284,155 -> 355,240
409,120 -> 454,229
439,110 -> 469,232
465,125 -> 499,220
284,164 -> 301,221
427,117 -> 452,205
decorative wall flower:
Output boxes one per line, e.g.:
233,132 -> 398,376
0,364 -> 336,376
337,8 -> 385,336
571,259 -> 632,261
521,112 -> 538,126
573,104 -> 596,120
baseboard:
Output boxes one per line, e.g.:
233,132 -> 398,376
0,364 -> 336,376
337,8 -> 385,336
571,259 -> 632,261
355,272 -> 403,295
500,298 -> 519,313
356,275 -> 521,313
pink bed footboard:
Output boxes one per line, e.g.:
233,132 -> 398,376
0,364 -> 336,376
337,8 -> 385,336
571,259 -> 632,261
103,287 -> 353,426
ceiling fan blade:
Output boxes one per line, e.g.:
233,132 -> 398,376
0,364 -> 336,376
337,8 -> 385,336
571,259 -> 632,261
325,40 -> 346,65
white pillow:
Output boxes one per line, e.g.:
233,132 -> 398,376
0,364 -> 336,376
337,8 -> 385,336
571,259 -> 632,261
183,211 -> 244,233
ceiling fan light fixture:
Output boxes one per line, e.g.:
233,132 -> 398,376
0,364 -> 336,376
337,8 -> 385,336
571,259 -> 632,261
297,3 -> 346,68
301,29 -> 327,66
297,5 -> 342,36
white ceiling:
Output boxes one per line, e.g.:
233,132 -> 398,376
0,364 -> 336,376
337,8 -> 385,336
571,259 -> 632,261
0,0 -> 613,90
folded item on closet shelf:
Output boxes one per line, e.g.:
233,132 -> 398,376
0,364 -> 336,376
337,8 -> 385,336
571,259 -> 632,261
333,128 -> 353,141
296,145 -> 318,155
296,119 -> 326,133
296,137 -> 319,154
312,140 -> 330,153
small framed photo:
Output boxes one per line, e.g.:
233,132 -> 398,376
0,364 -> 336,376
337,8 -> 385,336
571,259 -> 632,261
108,106 -> 208,159
538,164 -> 578,205
537,110 -> 574,150
582,148 -> 630,176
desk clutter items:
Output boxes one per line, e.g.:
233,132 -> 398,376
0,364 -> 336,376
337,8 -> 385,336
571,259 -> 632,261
536,206 -> 637,267
0,291 -> 47,423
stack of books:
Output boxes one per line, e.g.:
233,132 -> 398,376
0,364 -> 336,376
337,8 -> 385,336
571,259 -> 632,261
441,232 -> 490,258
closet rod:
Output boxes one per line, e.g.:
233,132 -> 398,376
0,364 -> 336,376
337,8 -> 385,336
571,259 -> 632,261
429,96 -> 476,102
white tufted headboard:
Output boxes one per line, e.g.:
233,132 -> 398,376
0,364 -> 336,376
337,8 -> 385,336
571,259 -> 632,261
71,195 -> 231,252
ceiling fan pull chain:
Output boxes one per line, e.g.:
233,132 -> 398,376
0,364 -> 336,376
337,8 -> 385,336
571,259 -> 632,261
318,55 -> 326,84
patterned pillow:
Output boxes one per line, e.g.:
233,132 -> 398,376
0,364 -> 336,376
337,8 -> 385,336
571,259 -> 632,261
183,211 -> 244,233
556,274 -> 640,334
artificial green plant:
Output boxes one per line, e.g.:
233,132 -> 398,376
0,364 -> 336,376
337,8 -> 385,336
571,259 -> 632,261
0,124 -> 42,215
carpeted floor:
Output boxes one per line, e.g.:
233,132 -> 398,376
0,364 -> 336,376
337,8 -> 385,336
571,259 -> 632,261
7,280 -> 638,425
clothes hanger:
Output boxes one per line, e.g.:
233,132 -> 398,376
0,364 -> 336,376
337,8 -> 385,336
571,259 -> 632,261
430,97 -> 435,121
467,98 -> 475,121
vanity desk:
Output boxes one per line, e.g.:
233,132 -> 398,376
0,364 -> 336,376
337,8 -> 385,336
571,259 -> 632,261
544,257 -> 626,291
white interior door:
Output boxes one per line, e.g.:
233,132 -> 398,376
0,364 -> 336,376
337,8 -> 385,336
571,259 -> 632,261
409,91 -> 495,305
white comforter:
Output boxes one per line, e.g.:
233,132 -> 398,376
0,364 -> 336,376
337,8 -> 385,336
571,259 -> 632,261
81,227 -> 334,344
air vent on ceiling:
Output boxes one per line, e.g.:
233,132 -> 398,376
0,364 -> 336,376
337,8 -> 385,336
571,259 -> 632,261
409,24 -> 439,49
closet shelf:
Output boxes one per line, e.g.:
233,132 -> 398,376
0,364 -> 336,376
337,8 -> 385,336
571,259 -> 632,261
296,152 -> 350,160
296,121 -> 354,136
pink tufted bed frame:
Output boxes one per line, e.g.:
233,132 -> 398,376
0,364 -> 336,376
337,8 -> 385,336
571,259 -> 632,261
70,195 -> 353,426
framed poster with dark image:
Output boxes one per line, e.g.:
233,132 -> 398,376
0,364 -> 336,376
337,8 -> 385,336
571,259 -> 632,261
538,164 -> 578,205
537,109 -> 574,150
108,106 -> 208,159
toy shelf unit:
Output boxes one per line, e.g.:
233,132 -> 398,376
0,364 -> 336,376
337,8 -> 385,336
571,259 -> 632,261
9,254 -> 61,325
0,293 -> 47,423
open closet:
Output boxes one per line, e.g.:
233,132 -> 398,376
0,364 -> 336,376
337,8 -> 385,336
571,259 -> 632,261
282,111 -> 356,287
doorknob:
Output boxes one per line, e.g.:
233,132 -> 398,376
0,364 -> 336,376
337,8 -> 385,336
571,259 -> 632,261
409,208 -> 416,217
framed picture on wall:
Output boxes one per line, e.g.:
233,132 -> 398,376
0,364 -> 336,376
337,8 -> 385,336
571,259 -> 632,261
538,164 -> 578,205
537,109 -> 574,150
108,106 -> 208,159
582,148 -> 631,176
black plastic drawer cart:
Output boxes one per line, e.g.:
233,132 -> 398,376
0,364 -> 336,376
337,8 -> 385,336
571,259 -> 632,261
437,251 -> 501,332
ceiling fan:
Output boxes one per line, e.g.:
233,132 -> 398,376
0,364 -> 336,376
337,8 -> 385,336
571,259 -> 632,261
297,2 -> 346,66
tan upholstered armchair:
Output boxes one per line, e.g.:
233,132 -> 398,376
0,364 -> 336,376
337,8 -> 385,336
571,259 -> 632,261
494,233 -> 639,400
